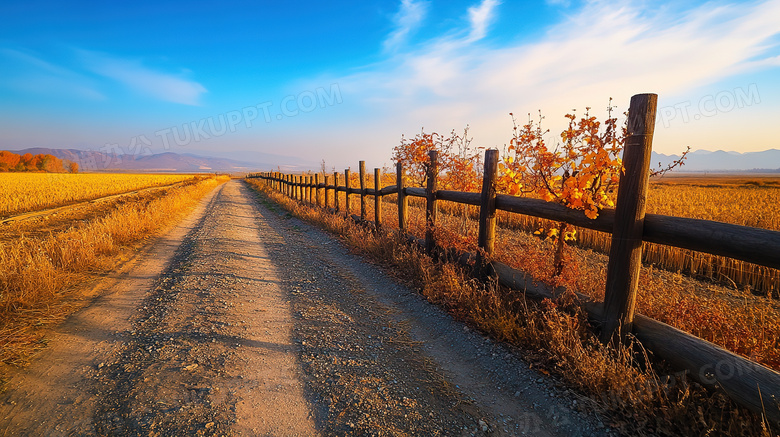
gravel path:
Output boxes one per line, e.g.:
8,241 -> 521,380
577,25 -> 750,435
0,180 -> 613,436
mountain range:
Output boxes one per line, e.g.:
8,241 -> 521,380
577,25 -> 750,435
651,149 -> 780,173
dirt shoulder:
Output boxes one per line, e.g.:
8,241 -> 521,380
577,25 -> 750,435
0,180 -> 613,436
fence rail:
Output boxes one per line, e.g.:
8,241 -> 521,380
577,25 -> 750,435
249,93 -> 780,423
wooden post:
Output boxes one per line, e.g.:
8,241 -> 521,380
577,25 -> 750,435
308,176 -> 313,204
359,161 -> 367,220
397,162 -> 407,231
345,169 -> 351,215
315,174 -> 321,207
601,93 -> 657,344
324,175 -> 330,209
334,172 -> 340,212
477,149 -> 499,269
374,168 -> 382,229
425,151 -> 439,254
310,175 -> 315,204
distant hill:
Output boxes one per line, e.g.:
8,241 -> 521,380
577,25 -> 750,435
651,149 -> 780,173
6,148 -> 302,173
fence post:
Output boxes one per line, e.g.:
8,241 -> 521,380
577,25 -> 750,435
315,174 -> 321,206
334,172 -> 340,212
308,175 -> 313,204
359,161 -> 367,220
374,168 -> 382,229
477,149 -> 499,271
425,151 -> 439,254
324,175 -> 330,209
601,93 -> 657,345
290,175 -> 294,199
345,169 -> 351,215
397,162 -> 407,231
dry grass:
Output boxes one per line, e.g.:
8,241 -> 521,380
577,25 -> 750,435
0,175 -> 228,366
291,173 -> 780,371
0,173 -> 197,217
247,178 -> 775,436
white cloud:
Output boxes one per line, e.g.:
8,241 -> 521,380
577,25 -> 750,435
467,0 -> 501,42
318,0 -> 780,158
384,0 -> 430,52
0,48 -> 105,100
77,49 -> 207,106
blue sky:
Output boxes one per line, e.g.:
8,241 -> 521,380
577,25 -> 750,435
1,0 -> 779,170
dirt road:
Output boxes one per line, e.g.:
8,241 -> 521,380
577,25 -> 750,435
0,180 -> 612,436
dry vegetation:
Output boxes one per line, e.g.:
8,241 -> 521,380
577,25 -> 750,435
247,178 -> 776,436
0,174 -> 228,367
0,173 -> 197,218
388,178 -> 780,371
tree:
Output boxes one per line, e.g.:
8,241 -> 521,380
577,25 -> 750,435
498,100 -> 688,277
69,161 -> 79,173
392,127 -> 481,190
498,103 -> 625,276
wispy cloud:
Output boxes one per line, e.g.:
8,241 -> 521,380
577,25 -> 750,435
384,0 -> 430,52
326,0 -> 780,155
0,48 -> 105,100
467,0 -> 501,42
77,49 -> 207,106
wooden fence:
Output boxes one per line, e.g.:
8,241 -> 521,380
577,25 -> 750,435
249,93 -> 780,423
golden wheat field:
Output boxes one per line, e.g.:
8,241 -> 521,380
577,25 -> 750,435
0,174 -> 227,366
0,173 -> 198,218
